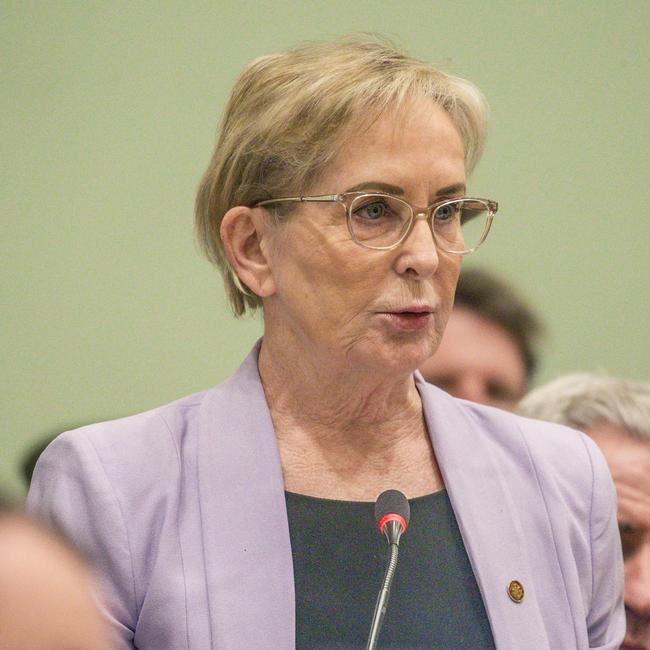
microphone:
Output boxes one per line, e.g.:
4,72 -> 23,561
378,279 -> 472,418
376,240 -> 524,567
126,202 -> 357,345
366,490 -> 410,650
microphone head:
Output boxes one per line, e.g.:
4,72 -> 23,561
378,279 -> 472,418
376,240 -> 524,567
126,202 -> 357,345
374,489 -> 410,542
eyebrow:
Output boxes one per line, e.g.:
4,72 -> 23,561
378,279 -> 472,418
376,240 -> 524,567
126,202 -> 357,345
344,181 -> 405,195
343,181 -> 467,198
436,183 -> 467,197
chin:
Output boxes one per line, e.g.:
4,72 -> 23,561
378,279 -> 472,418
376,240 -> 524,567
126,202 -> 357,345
366,335 -> 437,376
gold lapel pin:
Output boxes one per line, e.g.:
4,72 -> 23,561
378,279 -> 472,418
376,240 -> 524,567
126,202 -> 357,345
507,580 -> 525,603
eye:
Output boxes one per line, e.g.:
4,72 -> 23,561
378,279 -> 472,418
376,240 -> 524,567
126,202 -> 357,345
435,202 -> 461,223
486,382 -> 518,403
354,199 -> 390,221
428,375 -> 458,393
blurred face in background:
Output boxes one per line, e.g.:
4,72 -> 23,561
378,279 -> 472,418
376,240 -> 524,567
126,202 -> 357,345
0,516 -> 110,649
418,305 -> 527,411
587,423 -> 650,650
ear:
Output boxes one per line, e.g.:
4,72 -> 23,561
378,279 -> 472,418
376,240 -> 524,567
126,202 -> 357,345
220,206 -> 276,298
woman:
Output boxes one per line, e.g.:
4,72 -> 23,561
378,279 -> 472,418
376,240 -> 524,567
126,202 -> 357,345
28,36 -> 623,649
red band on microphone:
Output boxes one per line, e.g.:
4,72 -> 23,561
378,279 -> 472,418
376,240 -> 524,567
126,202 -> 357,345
378,513 -> 407,534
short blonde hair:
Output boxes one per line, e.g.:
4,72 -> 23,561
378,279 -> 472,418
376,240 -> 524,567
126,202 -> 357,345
195,35 -> 489,316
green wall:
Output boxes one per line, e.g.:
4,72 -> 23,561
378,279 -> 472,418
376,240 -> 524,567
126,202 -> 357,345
2,1 -> 648,496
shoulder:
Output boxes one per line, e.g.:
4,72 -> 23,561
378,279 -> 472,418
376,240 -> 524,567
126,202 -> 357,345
418,378 -> 614,516
25,389 -> 218,645
466,398 -> 610,488
455,395 -> 617,541
421,377 -> 609,489
29,346 -> 264,512
471,396 -> 592,450
36,390 -> 207,472
26,388 -> 213,538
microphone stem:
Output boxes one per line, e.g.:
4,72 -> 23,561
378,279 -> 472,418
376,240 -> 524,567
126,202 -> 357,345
366,542 -> 400,650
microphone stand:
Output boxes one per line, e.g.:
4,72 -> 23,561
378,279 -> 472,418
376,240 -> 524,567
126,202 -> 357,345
366,521 -> 402,650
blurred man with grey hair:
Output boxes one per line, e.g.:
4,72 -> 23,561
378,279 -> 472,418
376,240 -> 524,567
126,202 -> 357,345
518,373 -> 650,650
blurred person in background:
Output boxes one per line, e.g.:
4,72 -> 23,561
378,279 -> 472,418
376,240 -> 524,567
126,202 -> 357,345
519,373 -> 650,650
419,267 -> 543,411
0,499 -> 110,649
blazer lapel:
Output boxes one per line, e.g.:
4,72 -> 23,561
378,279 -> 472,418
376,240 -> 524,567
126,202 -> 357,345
417,374 -> 551,649
195,352 -> 554,649
197,344 -> 295,649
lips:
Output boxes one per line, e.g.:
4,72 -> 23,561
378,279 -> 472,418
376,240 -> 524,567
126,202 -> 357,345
396,310 -> 432,316
378,306 -> 434,332
384,305 -> 434,315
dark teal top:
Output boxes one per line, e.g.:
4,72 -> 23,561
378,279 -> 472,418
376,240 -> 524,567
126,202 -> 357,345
285,489 -> 496,649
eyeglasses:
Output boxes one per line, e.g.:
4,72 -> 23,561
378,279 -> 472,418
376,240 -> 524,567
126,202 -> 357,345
254,192 -> 498,254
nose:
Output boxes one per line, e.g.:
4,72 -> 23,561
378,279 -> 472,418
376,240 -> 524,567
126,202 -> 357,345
625,539 -> 650,615
393,212 -> 440,279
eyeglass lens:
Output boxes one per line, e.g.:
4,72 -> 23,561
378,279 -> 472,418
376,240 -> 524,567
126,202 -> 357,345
349,195 -> 489,252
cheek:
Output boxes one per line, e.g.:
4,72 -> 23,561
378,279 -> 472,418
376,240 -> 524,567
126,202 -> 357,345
432,260 -> 461,336
271,235 -> 361,315
316,255 -> 379,315
439,258 -> 461,304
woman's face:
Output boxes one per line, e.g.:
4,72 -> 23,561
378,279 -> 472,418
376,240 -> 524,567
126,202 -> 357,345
262,97 -> 466,375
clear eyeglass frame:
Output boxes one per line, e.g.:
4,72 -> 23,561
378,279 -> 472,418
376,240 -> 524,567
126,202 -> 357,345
254,191 -> 498,255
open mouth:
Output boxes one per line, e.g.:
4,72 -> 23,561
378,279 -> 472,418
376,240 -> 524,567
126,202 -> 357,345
381,310 -> 433,331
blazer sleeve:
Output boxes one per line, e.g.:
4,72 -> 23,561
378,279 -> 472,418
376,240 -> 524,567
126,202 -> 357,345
581,434 -> 625,649
26,430 -> 138,650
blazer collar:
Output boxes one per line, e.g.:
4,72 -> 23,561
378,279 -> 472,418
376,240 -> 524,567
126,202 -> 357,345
196,345 -> 551,649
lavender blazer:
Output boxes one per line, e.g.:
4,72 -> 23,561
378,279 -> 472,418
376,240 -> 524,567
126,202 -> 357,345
27,345 -> 624,649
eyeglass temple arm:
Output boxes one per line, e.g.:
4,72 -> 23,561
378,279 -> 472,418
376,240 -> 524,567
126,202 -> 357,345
255,195 -> 340,207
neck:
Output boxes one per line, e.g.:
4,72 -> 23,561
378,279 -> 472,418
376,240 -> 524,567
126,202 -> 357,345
258,325 -> 443,500
258,332 -> 423,446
